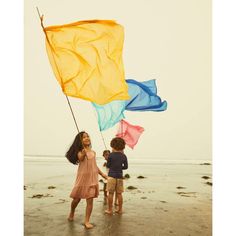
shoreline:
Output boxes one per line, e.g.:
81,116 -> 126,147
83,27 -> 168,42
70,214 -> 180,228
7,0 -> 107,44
24,155 -> 212,165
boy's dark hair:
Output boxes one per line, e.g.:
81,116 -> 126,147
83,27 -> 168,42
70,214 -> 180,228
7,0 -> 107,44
65,131 -> 86,165
103,150 -> 111,156
110,137 -> 126,151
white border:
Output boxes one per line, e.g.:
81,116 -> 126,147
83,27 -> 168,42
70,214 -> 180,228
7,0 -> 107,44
213,0 -> 236,235
0,1 -> 23,235
1,0 -> 236,235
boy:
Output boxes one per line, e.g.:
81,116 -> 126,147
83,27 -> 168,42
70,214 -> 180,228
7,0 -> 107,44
105,137 -> 128,214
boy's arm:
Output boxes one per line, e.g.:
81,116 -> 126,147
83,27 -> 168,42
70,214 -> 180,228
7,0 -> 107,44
122,155 -> 128,170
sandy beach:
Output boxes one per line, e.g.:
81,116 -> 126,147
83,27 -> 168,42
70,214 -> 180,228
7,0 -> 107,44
24,157 -> 212,236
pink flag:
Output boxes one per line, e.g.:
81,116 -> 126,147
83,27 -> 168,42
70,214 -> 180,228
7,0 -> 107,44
116,119 -> 144,149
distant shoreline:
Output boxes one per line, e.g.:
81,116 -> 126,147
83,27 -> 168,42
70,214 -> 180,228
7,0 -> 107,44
24,155 -> 211,165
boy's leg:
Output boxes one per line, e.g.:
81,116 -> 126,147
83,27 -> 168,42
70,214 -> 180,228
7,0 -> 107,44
115,193 -> 123,213
105,192 -> 114,214
84,198 -> 94,229
114,192 -> 118,206
68,198 -> 81,221
105,177 -> 116,214
103,183 -> 108,198
115,178 -> 124,214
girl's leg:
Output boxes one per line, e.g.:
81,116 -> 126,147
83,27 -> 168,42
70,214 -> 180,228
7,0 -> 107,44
68,198 -> 81,221
115,193 -> 123,213
105,192 -> 114,214
84,198 -> 94,229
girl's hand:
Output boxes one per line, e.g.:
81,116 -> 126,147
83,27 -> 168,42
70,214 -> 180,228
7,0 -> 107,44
81,149 -> 86,156
97,168 -> 107,179
102,173 -> 108,179
78,149 -> 87,161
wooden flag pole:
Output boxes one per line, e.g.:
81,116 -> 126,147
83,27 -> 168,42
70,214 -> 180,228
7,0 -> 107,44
36,7 -> 80,134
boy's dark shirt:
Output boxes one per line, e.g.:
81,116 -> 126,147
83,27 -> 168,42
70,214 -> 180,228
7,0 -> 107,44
106,152 -> 128,179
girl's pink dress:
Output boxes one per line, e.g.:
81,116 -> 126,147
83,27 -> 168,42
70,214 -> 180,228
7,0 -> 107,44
70,150 -> 99,199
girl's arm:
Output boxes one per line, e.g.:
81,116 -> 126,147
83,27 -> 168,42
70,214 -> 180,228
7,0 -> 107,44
98,168 -> 107,179
78,149 -> 86,162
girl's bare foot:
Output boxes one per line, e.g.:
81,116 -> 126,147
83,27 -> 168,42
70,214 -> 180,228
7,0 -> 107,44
84,222 -> 94,229
105,209 -> 113,215
67,212 -> 74,221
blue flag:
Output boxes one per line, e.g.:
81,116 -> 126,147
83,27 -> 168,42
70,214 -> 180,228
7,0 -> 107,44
125,79 -> 167,111
92,79 -> 167,131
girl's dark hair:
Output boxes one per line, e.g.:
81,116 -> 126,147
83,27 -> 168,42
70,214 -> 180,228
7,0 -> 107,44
110,137 -> 126,151
66,131 -> 86,165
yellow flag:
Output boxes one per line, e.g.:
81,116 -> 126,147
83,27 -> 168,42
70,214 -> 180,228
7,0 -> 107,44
44,20 -> 130,105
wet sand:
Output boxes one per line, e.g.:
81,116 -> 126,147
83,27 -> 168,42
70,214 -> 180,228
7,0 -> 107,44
24,157 -> 212,236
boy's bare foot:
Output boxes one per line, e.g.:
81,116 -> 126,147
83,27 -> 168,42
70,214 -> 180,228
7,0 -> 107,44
67,213 -> 74,221
105,209 -> 113,215
84,222 -> 94,229
115,209 -> 123,214
67,217 -> 74,221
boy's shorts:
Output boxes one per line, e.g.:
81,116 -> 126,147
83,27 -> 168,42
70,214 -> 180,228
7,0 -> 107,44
106,177 -> 124,193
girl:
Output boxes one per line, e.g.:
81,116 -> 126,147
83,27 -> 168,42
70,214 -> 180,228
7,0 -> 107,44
66,131 -> 107,229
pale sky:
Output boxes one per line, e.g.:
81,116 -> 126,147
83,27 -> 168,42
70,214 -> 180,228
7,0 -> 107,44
24,0 -> 211,160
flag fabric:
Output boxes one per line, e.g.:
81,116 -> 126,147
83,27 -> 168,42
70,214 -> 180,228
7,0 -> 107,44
116,119 -> 144,149
44,20 -> 129,104
93,79 -> 167,131
125,79 -> 167,111
92,101 -> 126,131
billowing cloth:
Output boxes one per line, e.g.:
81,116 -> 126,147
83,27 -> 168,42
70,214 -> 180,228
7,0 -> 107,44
93,79 -> 167,131
116,119 -> 144,149
92,100 -> 126,131
44,20 -> 129,104
125,79 -> 167,111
